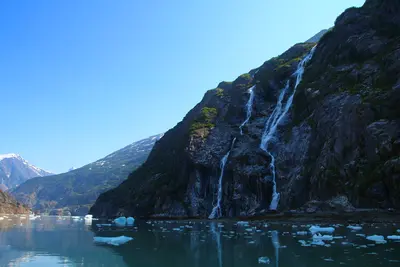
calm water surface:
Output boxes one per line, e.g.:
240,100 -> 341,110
0,216 -> 399,266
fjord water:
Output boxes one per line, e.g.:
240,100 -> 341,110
1,216 -> 400,266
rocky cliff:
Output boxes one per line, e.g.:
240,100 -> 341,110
90,0 -> 400,218
0,190 -> 29,214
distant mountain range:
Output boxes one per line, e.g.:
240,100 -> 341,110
0,154 -> 53,190
11,133 -> 163,215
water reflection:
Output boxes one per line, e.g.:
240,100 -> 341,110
0,217 -> 400,266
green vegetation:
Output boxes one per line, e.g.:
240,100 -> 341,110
216,88 -> 224,97
240,73 -> 252,81
190,107 -> 218,134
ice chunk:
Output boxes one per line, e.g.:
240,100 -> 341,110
298,240 -> 311,247
347,225 -> 362,231
397,229 -> 400,233
258,257 -> 270,264
387,235 -> 400,240
309,226 -> 335,234
126,217 -> 135,225
366,235 -> 387,244
312,234 -> 333,241
93,236 -> 133,246
96,224 -> 112,227
296,231 -> 308,235
311,240 -> 325,246
114,216 -> 127,226
356,234 -> 366,237
237,221 -> 249,226
84,215 -> 93,220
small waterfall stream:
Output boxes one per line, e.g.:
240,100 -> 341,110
260,46 -> 316,210
239,85 -> 256,135
209,138 -> 237,219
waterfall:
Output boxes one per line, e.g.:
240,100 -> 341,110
271,231 -> 280,267
239,85 -> 256,135
210,222 -> 223,267
260,46 -> 316,211
209,138 -> 237,219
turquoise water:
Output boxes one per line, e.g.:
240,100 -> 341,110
0,216 -> 400,266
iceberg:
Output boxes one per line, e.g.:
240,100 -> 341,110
312,234 -> 333,241
347,225 -> 362,231
84,215 -> 93,220
258,257 -> 270,264
113,216 -> 127,226
93,236 -> 133,246
366,235 -> 387,244
126,217 -> 135,225
387,235 -> 400,240
309,226 -> 335,234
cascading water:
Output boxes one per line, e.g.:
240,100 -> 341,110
209,138 -> 237,219
239,85 -> 256,135
260,46 -> 316,211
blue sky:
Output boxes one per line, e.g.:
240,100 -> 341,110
0,0 -> 365,173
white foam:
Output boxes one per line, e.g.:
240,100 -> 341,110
93,236 -> 133,246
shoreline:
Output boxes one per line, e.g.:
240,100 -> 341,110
141,210 -> 400,224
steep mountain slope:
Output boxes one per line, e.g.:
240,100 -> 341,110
305,29 -> 329,43
0,190 -> 29,214
11,134 -> 163,215
0,154 -> 53,190
91,0 -> 400,218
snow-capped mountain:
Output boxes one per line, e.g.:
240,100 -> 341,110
11,133 -> 164,215
0,154 -> 53,190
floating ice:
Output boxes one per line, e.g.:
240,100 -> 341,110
387,235 -> 400,240
96,224 -> 112,227
113,216 -> 127,226
347,225 -> 362,231
311,240 -> 326,246
126,217 -> 135,225
296,231 -> 308,236
313,234 -> 333,241
397,229 -> 400,233
366,235 -> 387,244
93,236 -> 133,246
309,226 -> 335,234
356,234 -> 366,237
298,240 -> 310,247
258,257 -> 270,264
333,236 -> 344,239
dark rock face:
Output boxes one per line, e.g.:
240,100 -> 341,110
91,0 -> 400,218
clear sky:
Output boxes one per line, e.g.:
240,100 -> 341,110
0,0 -> 365,174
